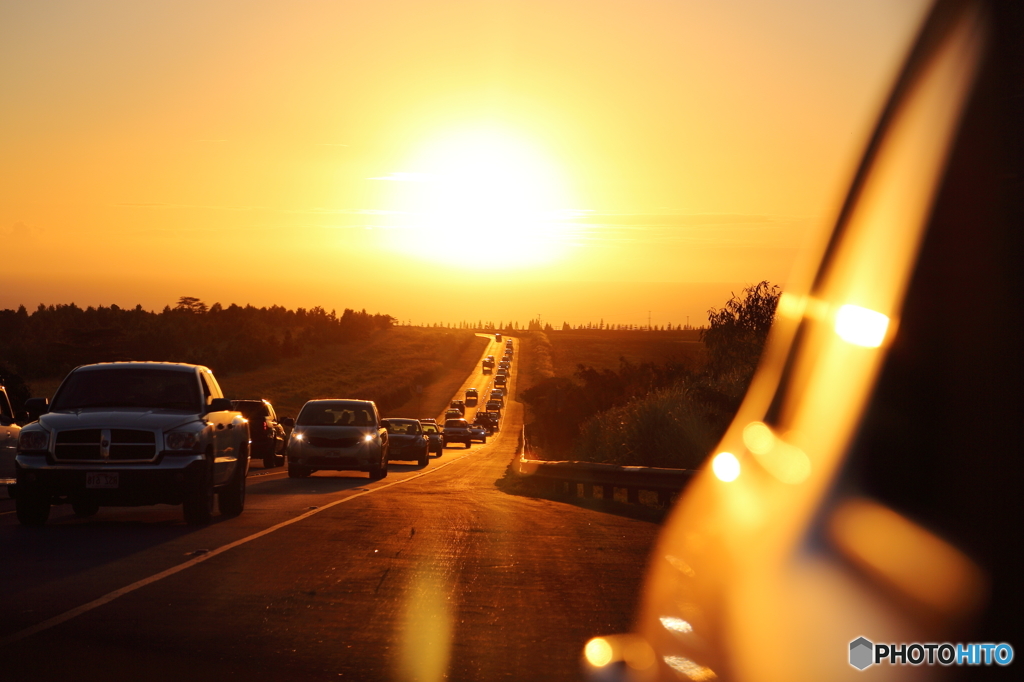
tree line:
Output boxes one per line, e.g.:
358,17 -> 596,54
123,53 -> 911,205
0,297 -> 395,402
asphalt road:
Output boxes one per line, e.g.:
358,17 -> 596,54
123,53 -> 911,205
0,336 -> 661,681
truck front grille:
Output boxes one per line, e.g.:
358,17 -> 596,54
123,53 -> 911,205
53,429 -> 158,462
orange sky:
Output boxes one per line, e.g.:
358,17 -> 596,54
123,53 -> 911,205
0,0 -> 930,327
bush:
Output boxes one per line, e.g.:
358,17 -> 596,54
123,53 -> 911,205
571,385 -> 728,469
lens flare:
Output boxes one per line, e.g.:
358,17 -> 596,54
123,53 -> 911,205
711,452 -> 740,482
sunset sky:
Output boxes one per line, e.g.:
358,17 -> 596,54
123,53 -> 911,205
0,0 -> 930,328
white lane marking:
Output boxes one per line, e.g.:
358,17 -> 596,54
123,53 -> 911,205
0,447 -> 481,647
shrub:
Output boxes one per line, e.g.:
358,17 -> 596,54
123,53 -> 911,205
571,385 -> 727,469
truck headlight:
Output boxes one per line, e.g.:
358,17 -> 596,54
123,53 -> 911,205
364,434 -> 375,443
18,430 -> 48,451
166,431 -> 199,450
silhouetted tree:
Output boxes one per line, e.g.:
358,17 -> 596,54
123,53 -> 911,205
702,281 -> 780,389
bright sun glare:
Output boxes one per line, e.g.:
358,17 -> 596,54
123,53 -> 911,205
378,127 -> 574,269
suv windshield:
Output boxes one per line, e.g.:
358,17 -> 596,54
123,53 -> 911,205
296,401 -> 375,426
51,368 -> 201,412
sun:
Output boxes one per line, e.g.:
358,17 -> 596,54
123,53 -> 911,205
377,127 -> 574,269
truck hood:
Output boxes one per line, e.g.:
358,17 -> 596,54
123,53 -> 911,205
39,409 -> 201,432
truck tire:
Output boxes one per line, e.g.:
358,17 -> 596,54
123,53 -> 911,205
219,443 -> 248,517
183,457 -> 215,525
16,483 -> 50,527
418,446 -> 429,467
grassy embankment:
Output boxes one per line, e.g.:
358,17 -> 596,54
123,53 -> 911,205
519,329 -> 723,469
28,328 -> 488,420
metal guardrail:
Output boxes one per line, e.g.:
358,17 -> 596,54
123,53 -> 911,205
516,427 -> 698,506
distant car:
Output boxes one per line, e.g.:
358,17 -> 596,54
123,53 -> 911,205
286,399 -> 389,480
483,410 -> 501,431
444,408 -> 463,421
505,339 -> 513,348
231,399 -> 287,468
442,418 -> 472,448
494,374 -> 507,387
419,420 -> 443,455
496,368 -> 508,377
495,333 -> 502,342
449,399 -> 466,415
473,413 -> 497,435
498,360 -> 510,371
504,349 -> 513,359
467,422 -> 488,444
382,418 -> 429,467
485,400 -> 502,416
464,388 -> 479,405
489,390 -> 504,407
0,384 -> 22,498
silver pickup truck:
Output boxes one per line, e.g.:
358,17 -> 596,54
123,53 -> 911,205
15,362 -> 250,526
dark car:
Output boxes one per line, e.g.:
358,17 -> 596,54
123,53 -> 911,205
464,388 -> 479,406
419,420 -> 443,455
442,418 -> 472,448
444,408 -> 463,421
473,412 -> 497,435
382,418 -> 429,467
1,384 -> 23,498
449,399 -> 466,416
483,411 -> 501,432
231,399 -> 286,468
494,374 -> 507,387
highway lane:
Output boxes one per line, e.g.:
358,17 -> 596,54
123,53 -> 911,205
0,335 -> 661,681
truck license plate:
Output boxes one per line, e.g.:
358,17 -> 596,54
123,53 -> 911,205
86,472 -> 119,489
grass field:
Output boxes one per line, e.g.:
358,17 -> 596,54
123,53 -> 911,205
27,327 -> 486,420
518,329 -> 704,394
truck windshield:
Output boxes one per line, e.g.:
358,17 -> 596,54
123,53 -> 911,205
51,368 -> 201,412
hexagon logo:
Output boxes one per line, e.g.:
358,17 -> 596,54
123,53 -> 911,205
850,637 -> 874,670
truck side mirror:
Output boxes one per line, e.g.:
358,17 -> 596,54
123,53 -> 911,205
281,417 -> 294,429
208,398 -> 233,413
25,397 -> 49,419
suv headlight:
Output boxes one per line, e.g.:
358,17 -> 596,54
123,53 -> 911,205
18,430 -> 49,451
165,431 -> 200,451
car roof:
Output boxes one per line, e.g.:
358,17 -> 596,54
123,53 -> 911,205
73,361 -> 203,373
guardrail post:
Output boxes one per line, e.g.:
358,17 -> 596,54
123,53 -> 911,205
658,490 -> 672,506
583,483 -> 593,498
603,485 -> 614,500
627,487 -> 640,504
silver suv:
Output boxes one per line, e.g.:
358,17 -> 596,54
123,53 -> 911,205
16,362 -> 250,526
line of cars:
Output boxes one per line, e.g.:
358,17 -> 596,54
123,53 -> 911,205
6,339 -> 516,526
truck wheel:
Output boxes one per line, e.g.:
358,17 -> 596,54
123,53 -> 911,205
274,440 -> 286,466
262,446 -> 277,469
72,498 -> 100,518
183,458 -> 215,525
16,483 -> 50,527
418,447 -> 429,467
482,436 -> 487,444
219,444 -> 248,517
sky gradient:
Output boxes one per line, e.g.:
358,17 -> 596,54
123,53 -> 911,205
1,0 -> 930,327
